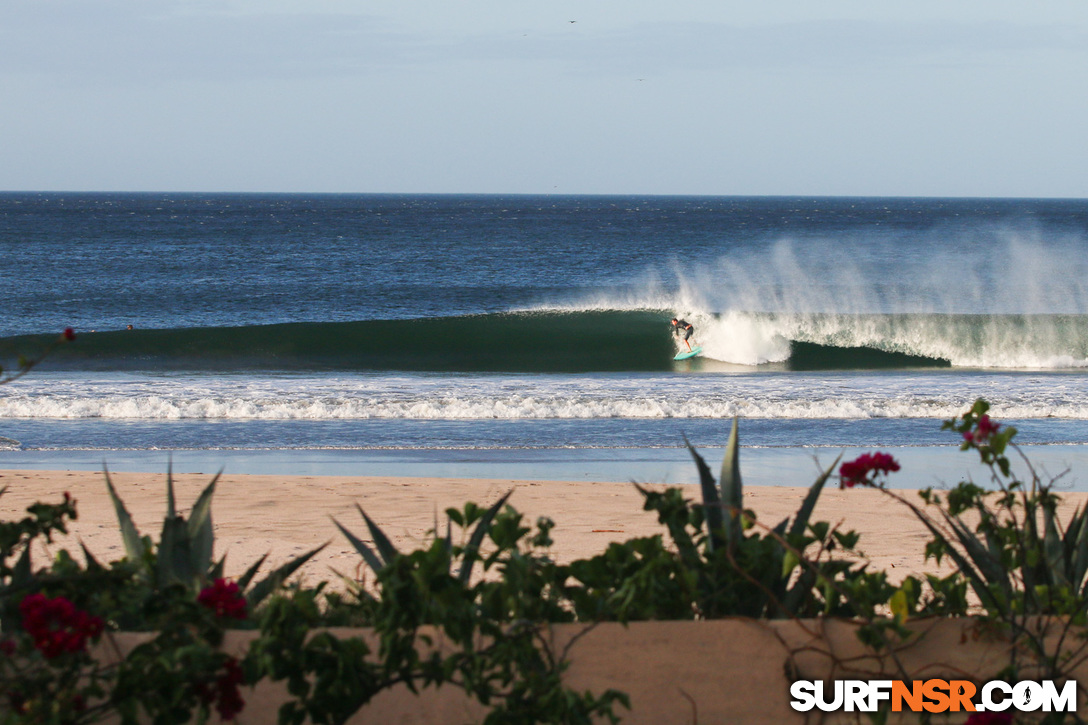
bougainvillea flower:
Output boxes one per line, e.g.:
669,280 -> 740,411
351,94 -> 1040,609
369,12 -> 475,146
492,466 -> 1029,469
197,579 -> 248,620
839,452 -> 901,488
214,657 -> 246,720
196,656 -> 246,720
964,413 -> 1002,446
19,593 -> 104,659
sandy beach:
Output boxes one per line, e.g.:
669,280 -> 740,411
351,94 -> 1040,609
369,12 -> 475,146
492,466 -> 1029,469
7,467 -> 1087,586
11,468 -> 1088,723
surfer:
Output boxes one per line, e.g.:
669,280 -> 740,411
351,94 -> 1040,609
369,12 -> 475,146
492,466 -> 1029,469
670,318 -> 694,352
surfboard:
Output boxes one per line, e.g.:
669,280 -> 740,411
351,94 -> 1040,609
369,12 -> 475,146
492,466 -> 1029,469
673,346 -> 702,361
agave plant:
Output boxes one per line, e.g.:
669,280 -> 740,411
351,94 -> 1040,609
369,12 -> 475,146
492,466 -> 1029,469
636,417 -> 856,619
899,399 -> 1088,620
104,466 -> 324,609
332,490 -> 514,595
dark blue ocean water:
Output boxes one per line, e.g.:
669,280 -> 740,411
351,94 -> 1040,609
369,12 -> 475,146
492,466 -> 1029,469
2,192 -> 1088,484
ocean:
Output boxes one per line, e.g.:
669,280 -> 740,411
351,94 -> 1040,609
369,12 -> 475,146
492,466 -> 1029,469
2,192 -> 1088,488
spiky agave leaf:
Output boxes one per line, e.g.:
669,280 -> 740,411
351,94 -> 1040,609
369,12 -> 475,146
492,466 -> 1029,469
458,490 -> 513,583
1042,501 -> 1069,589
775,458 -> 839,616
157,512 -> 193,586
246,543 -> 327,609
332,515 -> 386,574
165,462 -> 177,520
902,500 -> 1008,615
80,541 -> 105,574
943,512 -> 1014,594
236,553 -> 269,591
786,457 -> 840,541
719,417 -> 744,549
155,470 -> 221,587
104,467 -> 148,562
1070,507 -> 1088,595
0,547 -> 33,630
684,436 -> 722,552
209,553 -> 228,582
357,505 -> 399,564
186,472 -> 219,577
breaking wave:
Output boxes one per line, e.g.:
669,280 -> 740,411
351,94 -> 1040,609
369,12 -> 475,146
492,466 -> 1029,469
4,308 -> 1088,372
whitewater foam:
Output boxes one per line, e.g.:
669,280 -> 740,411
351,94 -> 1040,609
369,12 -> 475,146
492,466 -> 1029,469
524,229 -> 1088,369
4,371 -> 1088,420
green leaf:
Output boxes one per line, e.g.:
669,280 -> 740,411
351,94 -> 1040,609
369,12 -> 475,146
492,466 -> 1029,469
1043,501 -> 1069,588
781,569 -> 818,615
186,472 -> 220,577
332,516 -> 385,574
11,544 -> 32,589
684,437 -> 722,551
459,489 -> 513,583
720,416 -> 742,506
236,553 -> 269,591
165,461 -> 177,519
209,553 -> 227,581
787,456 -> 839,541
358,504 -> 400,564
889,587 -> 911,623
1070,507 -> 1088,590
248,543 -> 327,608
903,497 -> 1006,614
157,514 -> 192,586
80,541 -> 105,574
104,467 -> 147,562
944,513 -> 1013,596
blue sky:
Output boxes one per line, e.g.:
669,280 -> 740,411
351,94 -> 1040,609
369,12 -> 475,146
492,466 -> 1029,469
1,0 -> 1086,196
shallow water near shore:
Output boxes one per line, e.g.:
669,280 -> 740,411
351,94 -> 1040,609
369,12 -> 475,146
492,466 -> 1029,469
4,442 -> 1088,492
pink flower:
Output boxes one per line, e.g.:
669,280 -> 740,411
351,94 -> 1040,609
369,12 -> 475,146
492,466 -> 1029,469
197,579 -> 247,620
964,414 -> 1002,446
839,452 -> 901,488
196,657 -> 246,721
978,415 -> 1000,437
214,658 -> 246,720
19,593 -> 104,659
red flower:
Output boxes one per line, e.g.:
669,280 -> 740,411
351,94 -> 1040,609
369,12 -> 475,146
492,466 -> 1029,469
196,657 -> 246,721
978,414 -> 1000,437
839,452 -> 901,488
214,658 -> 246,720
19,593 -> 104,659
61,328 -> 75,342
964,414 -> 1002,447
197,579 -> 247,620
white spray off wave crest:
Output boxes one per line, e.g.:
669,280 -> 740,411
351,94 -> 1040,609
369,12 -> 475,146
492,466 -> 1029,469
660,229 -> 1088,368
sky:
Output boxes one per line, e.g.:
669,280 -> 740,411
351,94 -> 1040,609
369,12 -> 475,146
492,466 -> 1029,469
1,0 -> 1087,197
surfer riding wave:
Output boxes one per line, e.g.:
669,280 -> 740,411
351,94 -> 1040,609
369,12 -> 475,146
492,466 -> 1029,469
671,317 -> 694,352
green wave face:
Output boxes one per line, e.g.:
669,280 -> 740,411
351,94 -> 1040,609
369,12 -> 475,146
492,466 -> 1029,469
2,312 -> 672,373
0,310 -> 969,373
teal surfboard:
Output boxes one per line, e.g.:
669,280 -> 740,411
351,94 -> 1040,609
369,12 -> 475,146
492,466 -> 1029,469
673,346 -> 702,361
